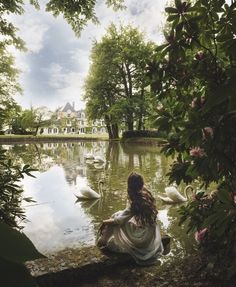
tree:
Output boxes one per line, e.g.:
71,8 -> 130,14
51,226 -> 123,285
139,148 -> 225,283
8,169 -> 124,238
153,0 -> 236,280
84,24 -> 155,139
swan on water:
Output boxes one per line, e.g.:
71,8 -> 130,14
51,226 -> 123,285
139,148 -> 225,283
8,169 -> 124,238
75,180 -> 103,200
85,153 -> 95,160
158,185 -> 194,203
93,156 -> 104,163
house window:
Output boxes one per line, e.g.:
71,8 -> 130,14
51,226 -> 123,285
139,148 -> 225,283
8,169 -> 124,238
53,128 -> 57,133
48,128 -> 52,134
92,127 -> 97,133
72,128 -> 75,132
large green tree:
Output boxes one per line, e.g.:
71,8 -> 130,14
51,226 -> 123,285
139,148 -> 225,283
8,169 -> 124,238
152,0 -> 236,280
84,24 -> 155,138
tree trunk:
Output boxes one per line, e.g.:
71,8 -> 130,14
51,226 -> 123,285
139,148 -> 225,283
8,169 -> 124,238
34,126 -> 39,136
106,124 -> 113,139
127,120 -> 133,131
111,124 -> 119,139
138,87 -> 145,130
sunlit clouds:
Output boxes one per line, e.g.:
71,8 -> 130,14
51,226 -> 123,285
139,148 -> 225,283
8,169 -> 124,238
10,0 -> 168,110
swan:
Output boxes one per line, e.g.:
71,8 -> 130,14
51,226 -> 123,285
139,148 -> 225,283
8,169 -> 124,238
93,156 -> 104,163
85,153 -> 95,160
75,180 -> 103,200
158,185 -> 194,203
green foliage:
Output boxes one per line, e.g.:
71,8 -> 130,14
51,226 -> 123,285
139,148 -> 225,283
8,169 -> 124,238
0,149 -> 36,228
46,0 -> 125,36
122,130 -> 165,139
154,0 -> 236,280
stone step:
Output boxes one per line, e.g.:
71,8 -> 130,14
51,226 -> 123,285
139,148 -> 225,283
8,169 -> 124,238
26,236 -> 171,287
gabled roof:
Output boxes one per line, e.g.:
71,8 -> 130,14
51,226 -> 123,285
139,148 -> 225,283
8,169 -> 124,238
62,102 -> 76,112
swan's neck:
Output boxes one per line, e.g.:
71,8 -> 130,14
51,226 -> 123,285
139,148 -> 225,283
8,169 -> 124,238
184,185 -> 194,199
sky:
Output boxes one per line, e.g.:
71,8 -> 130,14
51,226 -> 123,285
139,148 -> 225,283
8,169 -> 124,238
10,0 -> 168,111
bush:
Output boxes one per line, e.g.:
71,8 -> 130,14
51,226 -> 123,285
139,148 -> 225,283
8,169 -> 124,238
122,129 -> 166,139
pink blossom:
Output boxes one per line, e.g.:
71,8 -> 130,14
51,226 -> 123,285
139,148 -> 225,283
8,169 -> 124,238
190,147 -> 206,158
194,228 -> 208,243
202,127 -> 214,139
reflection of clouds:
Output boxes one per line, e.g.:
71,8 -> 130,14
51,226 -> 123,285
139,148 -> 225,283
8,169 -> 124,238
22,166 -> 95,253
157,209 -> 171,230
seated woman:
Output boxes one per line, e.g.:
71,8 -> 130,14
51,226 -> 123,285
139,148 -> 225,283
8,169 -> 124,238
97,172 -> 163,265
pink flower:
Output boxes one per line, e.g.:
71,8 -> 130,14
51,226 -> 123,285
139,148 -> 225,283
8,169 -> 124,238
194,228 -> 208,243
202,127 -> 214,139
190,147 -> 206,158
233,195 -> 236,204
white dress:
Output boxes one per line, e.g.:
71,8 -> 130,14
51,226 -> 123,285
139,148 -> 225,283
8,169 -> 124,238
105,207 -> 163,265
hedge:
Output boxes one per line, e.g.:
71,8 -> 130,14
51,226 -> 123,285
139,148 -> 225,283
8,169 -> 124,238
122,130 -> 166,139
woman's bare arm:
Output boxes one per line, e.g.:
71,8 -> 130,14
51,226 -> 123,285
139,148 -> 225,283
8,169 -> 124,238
102,218 -> 115,224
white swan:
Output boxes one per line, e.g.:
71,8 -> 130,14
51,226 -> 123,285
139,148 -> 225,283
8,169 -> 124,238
93,156 -> 104,163
158,185 -> 194,203
75,180 -> 103,200
85,153 -> 95,160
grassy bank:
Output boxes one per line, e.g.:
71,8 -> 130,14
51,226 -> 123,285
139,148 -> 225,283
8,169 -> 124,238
0,135 -> 167,145
0,134 -> 109,143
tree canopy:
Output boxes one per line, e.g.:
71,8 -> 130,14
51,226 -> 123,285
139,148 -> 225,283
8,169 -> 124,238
84,24 -> 155,138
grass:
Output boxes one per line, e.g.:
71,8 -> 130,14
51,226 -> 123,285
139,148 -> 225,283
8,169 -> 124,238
0,134 -> 109,142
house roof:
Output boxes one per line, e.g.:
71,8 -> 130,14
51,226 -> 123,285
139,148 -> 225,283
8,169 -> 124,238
62,102 -> 76,112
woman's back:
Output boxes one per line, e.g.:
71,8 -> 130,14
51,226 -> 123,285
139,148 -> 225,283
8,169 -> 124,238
97,172 -> 163,265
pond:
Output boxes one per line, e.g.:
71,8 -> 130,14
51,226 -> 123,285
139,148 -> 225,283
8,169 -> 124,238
2,141 -> 196,259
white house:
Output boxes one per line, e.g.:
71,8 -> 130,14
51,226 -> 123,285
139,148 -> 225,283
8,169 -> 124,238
40,102 -> 107,135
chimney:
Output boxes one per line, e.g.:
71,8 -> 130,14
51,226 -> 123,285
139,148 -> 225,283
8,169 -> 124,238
72,102 -> 75,110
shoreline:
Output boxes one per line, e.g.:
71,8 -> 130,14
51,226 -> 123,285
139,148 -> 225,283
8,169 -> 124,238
26,245 -> 225,287
0,135 -> 166,145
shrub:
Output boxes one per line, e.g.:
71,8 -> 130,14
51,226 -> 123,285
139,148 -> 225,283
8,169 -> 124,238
122,129 -> 166,139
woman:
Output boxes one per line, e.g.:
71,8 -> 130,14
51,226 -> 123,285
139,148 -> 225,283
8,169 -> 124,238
97,172 -> 163,265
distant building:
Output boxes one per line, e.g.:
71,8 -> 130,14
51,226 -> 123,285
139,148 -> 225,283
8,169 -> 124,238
40,102 -> 107,135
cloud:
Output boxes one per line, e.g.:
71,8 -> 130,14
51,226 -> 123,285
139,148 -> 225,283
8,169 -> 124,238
10,0 -> 168,110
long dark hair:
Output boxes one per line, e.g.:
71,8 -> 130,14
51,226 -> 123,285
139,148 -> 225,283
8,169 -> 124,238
127,172 -> 157,226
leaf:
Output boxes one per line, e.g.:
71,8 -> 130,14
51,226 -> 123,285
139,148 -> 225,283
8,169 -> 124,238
167,14 -> 179,22
0,222 -> 45,264
165,7 -> 178,14
0,257 -> 38,287
217,189 -> 232,205
202,213 -> 219,228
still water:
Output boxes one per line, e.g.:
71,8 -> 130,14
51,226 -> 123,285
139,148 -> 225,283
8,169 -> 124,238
3,141 -> 196,257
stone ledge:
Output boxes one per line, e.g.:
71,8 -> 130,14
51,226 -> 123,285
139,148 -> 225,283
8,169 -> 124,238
26,246 -> 134,287
26,236 -> 170,287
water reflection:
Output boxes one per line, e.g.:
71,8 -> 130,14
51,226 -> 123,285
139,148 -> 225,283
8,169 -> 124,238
3,141 -> 195,255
